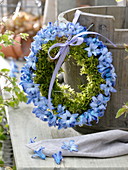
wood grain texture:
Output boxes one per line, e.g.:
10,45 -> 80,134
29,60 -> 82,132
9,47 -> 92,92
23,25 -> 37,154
7,103 -> 128,170
106,6 -> 126,29
124,6 -> 128,28
95,0 -> 117,6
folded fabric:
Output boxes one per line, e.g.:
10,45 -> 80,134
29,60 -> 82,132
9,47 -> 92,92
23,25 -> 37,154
26,130 -> 128,158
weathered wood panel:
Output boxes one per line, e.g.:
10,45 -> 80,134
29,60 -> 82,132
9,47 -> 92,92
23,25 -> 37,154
58,6 -> 128,134
114,29 -> 128,43
125,6 -> 128,28
88,6 -> 107,15
106,6 -> 126,29
95,0 -> 117,6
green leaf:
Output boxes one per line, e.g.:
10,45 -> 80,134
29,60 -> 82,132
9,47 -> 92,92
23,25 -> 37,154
2,34 -> 9,41
0,142 -> 2,150
8,101 -> 15,107
20,33 -> 29,40
115,108 -> 128,118
16,92 -> 27,102
0,132 -> 7,140
0,52 -> 4,57
0,116 -> 3,123
125,102 -> 128,106
12,86 -> 20,93
4,124 -> 9,129
0,68 -> 10,72
0,96 -> 3,102
4,87 -> 12,92
0,159 -> 4,167
13,166 -> 17,170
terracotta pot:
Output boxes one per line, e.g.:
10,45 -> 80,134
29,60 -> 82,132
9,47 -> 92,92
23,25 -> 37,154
0,35 -> 31,59
21,37 -> 32,56
0,43 -> 17,59
13,35 -> 23,58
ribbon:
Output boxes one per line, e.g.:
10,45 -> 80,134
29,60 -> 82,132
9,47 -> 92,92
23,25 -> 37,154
47,10 -> 116,110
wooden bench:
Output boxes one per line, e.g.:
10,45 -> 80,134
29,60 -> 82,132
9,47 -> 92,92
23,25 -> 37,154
7,102 -> 128,169
2,59 -> 128,169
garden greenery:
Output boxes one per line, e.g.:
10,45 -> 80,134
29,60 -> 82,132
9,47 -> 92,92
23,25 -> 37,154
0,31 -> 27,167
0,31 -> 27,140
20,22 -> 117,129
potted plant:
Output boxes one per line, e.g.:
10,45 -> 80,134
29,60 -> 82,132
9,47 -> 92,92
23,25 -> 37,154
0,11 -> 43,59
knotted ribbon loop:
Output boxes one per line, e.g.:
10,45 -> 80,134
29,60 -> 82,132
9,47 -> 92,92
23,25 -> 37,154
48,36 -> 84,60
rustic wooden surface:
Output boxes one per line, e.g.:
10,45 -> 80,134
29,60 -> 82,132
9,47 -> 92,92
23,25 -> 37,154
7,103 -> 128,170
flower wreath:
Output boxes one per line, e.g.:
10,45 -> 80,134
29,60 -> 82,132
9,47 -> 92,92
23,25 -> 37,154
20,11 -> 117,129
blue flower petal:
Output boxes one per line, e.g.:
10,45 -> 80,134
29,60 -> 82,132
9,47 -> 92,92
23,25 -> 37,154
52,151 -> 63,164
32,147 -> 46,160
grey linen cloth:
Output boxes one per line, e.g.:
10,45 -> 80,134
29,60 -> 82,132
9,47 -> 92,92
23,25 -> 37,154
26,130 -> 128,158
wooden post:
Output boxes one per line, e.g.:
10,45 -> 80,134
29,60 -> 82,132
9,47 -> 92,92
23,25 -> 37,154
43,0 -> 57,25
7,0 -> 19,15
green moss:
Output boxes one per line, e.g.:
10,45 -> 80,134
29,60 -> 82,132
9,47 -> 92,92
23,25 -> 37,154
33,39 -> 105,114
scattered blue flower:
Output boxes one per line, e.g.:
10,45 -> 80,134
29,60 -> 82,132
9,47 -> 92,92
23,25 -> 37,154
61,140 -> 78,152
31,147 -> 46,160
29,137 -> 37,143
52,151 -> 63,164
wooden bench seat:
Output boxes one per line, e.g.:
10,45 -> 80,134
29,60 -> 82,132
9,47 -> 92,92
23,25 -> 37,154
1,56 -> 128,169
8,103 -> 128,170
